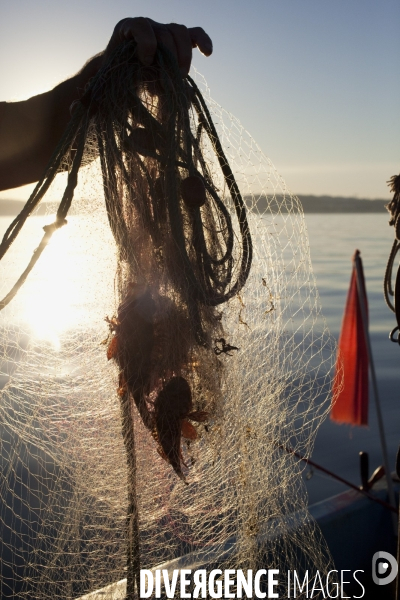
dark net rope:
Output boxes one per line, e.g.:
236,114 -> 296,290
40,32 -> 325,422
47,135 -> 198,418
0,41 -> 252,340
93,44 -> 253,340
384,174 -> 400,342
0,41 -> 254,598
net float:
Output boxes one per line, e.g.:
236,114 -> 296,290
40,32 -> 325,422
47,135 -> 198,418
180,175 -> 207,208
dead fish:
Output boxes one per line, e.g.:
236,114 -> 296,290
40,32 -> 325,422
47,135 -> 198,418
154,376 -> 192,482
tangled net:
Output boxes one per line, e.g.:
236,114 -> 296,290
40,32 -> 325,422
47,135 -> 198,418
0,42 -> 338,599
384,173 -> 400,342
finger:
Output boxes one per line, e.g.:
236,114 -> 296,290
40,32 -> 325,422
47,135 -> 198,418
167,23 -> 192,76
189,27 -> 213,57
107,17 -> 157,66
122,17 -> 157,66
152,24 -> 179,66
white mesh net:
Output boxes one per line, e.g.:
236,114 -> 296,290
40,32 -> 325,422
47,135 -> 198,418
0,44 -> 338,599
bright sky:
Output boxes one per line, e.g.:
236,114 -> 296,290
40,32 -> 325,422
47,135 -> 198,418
0,0 -> 399,200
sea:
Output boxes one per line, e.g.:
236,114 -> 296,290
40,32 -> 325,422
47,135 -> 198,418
0,210 -> 398,509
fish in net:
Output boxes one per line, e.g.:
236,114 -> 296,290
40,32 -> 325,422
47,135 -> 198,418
0,41 -> 339,598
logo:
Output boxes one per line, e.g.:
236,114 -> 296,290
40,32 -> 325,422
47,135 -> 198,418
372,551 -> 398,586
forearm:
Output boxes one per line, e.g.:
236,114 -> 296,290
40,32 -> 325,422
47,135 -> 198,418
0,53 -> 104,192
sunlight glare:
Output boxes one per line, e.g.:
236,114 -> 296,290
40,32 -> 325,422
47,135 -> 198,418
22,215 -> 98,350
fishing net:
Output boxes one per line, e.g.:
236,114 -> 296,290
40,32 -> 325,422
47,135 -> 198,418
0,41 -> 338,599
384,173 -> 400,343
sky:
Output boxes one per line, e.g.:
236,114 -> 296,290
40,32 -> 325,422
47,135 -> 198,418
0,0 -> 399,200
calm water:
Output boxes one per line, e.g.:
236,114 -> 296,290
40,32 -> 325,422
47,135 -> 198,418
0,212 -> 398,507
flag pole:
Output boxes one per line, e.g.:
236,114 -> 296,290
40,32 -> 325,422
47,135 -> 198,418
354,251 -> 397,533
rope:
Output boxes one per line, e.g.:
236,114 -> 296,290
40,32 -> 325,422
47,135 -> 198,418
384,173 -> 400,341
0,41 -> 252,326
0,40 -> 255,599
0,112 -> 89,311
384,239 -> 399,312
280,445 -> 397,514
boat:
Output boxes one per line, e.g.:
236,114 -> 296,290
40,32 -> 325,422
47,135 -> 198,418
75,475 -> 398,599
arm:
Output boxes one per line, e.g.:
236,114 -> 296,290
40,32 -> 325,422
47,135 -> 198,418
0,55 -> 103,192
0,18 -> 212,192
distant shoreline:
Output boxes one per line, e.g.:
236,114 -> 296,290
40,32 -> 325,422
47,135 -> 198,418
0,200 -> 50,217
0,195 -> 390,216
248,194 -> 389,214
296,195 -> 388,213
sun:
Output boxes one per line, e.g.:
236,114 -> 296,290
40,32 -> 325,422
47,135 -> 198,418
20,217 -> 85,349
2,212 -> 115,351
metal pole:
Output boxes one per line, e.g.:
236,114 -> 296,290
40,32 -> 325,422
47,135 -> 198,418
354,252 -> 397,534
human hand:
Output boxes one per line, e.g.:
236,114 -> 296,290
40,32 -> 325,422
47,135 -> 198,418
105,17 -> 213,76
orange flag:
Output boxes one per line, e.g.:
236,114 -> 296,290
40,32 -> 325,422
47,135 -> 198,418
331,250 -> 369,425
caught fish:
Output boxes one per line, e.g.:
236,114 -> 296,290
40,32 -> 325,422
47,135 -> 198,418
154,376 -> 208,481
154,376 -> 191,481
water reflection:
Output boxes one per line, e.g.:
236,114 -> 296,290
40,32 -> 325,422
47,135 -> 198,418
0,213 -> 117,349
